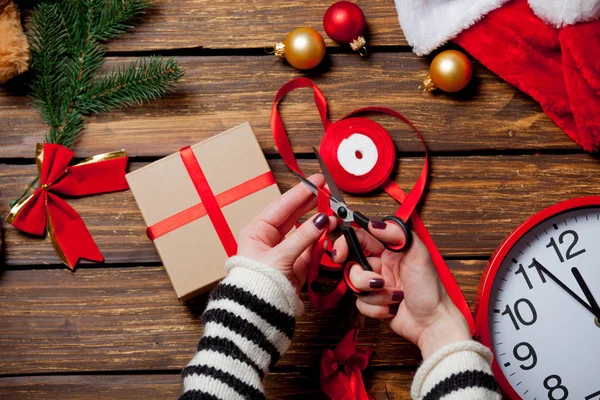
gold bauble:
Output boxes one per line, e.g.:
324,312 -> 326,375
275,27 -> 326,70
427,50 -> 473,93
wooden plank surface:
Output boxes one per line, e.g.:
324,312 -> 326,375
19,0 -> 407,51
0,263 -> 482,375
0,371 -> 415,399
0,55 -> 575,159
2,155 -> 599,266
1,0 -> 580,397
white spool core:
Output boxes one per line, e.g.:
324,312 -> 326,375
337,133 -> 378,176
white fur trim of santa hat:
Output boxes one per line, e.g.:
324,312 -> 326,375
528,0 -> 600,27
395,0 -> 600,56
394,0 -> 509,56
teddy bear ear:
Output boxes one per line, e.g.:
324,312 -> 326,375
0,0 -> 31,84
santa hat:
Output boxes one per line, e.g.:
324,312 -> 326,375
395,0 -> 600,151
395,0 -> 600,55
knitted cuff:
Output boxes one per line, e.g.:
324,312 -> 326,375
411,340 -> 498,399
224,256 -> 304,317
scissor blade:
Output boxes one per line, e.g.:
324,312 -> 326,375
291,170 -> 319,197
313,147 -> 347,204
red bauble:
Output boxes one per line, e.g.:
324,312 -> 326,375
323,1 -> 367,54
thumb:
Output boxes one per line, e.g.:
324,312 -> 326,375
274,212 -> 333,263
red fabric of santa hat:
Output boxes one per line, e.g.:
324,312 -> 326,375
454,0 -> 600,151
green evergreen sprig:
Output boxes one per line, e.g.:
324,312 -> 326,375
12,0 -> 183,206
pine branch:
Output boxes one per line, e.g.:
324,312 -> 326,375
28,2 -> 69,129
92,0 -> 150,42
81,57 -> 183,114
14,0 -> 184,207
48,0 -> 103,146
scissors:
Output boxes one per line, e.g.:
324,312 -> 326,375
293,147 -> 413,293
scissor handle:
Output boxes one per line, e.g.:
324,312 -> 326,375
341,225 -> 372,294
352,210 -> 371,231
381,215 -> 413,253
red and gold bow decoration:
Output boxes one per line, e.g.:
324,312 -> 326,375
320,329 -> 373,400
5,143 -> 129,269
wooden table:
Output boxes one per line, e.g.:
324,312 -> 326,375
1,1 -> 599,398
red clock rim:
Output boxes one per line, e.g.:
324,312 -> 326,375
474,196 -> 600,399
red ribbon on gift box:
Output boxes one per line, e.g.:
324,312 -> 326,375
146,146 -> 278,257
6,143 -> 129,269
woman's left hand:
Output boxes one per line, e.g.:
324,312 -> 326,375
237,174 -> 336,290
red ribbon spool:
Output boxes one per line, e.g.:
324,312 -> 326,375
320,117 -> 395,194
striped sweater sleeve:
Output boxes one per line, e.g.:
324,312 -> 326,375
410,340 -> 501,400
180,256 -> 303,400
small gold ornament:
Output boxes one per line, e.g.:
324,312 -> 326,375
269,27 -> 326,71
421,50 -> 473,93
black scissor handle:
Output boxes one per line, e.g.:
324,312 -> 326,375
352,210 -> 371,231
381,215 -> 412,253
341,225 -> 372,294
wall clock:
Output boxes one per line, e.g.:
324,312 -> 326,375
475,197 -> 600,399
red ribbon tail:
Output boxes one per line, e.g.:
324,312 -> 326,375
47,193 -> 103,268
345,364 -> 371,400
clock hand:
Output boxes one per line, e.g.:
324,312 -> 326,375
533,262 -> 598,317
571,267 -> 600,318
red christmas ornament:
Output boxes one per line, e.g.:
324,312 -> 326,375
323,1 -> 367,56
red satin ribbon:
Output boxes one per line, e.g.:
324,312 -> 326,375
6,143 -> 129,269
147,171 -> 276,241
271,78 -> 474,330
320,329 -> 373,400
308,187 -> 349,310
146,146 -> 277,258
271,79 -> 476,398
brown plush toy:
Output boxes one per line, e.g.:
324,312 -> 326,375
0,0 -> 29,83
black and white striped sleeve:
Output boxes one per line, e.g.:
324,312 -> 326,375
180,256 -> 303,400
410,340 -> 501,400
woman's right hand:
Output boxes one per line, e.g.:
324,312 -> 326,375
332,221 -> 472,359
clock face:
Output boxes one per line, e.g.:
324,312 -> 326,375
487,206 -> 600,399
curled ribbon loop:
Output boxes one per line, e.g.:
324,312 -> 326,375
6,143 -> 129,269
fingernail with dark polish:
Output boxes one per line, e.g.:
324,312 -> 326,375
392,290 -> 404,302
389,304 -> 399,315
313,213 -> 328,230
369,278 -> 384,289
331,249 -> 337,261
371,220 -> 387,230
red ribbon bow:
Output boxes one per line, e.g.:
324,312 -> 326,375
321,329 -> 373,400
6,143 -> 129,268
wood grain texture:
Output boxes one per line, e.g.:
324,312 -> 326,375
0,263 -> 482,375
0,54 -> 575,159
19,0 -> 406,51
2,155 -> 600,266
0,371 -> 416,399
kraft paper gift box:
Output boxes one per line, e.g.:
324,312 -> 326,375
126,122 -> 282,300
